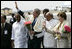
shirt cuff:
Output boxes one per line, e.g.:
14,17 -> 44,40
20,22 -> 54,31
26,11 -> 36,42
11,38 -> 14,40
17,9 -> 20,12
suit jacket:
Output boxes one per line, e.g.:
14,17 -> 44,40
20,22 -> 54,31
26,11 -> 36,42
1,22 -> 12,48
10,17 -> 16,25
18,10 -> 25,18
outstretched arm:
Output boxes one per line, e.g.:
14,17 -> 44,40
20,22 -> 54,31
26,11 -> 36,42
15,1 -> 25,18
15,1 -> 19,10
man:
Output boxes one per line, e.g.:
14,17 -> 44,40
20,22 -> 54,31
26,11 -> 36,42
43,12 -> 59,48
29,8 -> 44,48
10,13 -> 16,25
41,8 -> 49,48
43,9 -> 49,18
1,15 -> 12,48
15,2 -> 44,48
11,13 -> 28,48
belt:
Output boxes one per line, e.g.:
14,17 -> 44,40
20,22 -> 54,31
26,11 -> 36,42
34,32 -> 42,35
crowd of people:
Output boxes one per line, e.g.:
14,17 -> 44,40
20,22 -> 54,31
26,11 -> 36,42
1,2 -> 71,48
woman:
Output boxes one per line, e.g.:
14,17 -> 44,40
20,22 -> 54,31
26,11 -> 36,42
53,12 -> 71,48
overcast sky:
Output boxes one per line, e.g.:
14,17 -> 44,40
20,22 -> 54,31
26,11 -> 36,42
1,1 -> 71,12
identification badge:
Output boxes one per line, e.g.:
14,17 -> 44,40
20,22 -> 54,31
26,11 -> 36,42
4,30 -> 8,34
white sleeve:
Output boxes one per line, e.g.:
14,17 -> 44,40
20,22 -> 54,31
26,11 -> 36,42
17,9 -> 20,12
11,25 -> 15,40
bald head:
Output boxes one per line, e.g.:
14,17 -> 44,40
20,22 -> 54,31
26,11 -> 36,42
46,12 -> 53,21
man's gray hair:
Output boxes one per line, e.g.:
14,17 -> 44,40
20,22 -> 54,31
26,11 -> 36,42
34,8 -> 41,15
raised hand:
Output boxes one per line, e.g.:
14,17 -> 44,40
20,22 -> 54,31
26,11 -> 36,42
15,1 -> 18,9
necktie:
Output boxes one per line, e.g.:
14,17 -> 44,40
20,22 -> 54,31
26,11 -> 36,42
32,19 -> 36,27
32,18 -> 36,31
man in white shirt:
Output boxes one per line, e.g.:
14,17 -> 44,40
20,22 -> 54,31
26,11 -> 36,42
11,13 -> 28,48
43,12 -> 59,48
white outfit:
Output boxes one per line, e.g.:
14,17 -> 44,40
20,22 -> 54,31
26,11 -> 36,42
11,20 -> 28,48
53,20 -> 71,48
44,19 -> 59,48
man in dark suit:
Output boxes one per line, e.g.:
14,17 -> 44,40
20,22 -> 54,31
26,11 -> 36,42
1,15 -> 12,48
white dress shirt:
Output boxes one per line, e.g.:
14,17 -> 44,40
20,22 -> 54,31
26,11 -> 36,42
11,19 -> 28,48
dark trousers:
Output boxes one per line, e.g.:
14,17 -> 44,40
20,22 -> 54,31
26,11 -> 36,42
28,35 -> 43,48
1,42 -> 11,48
